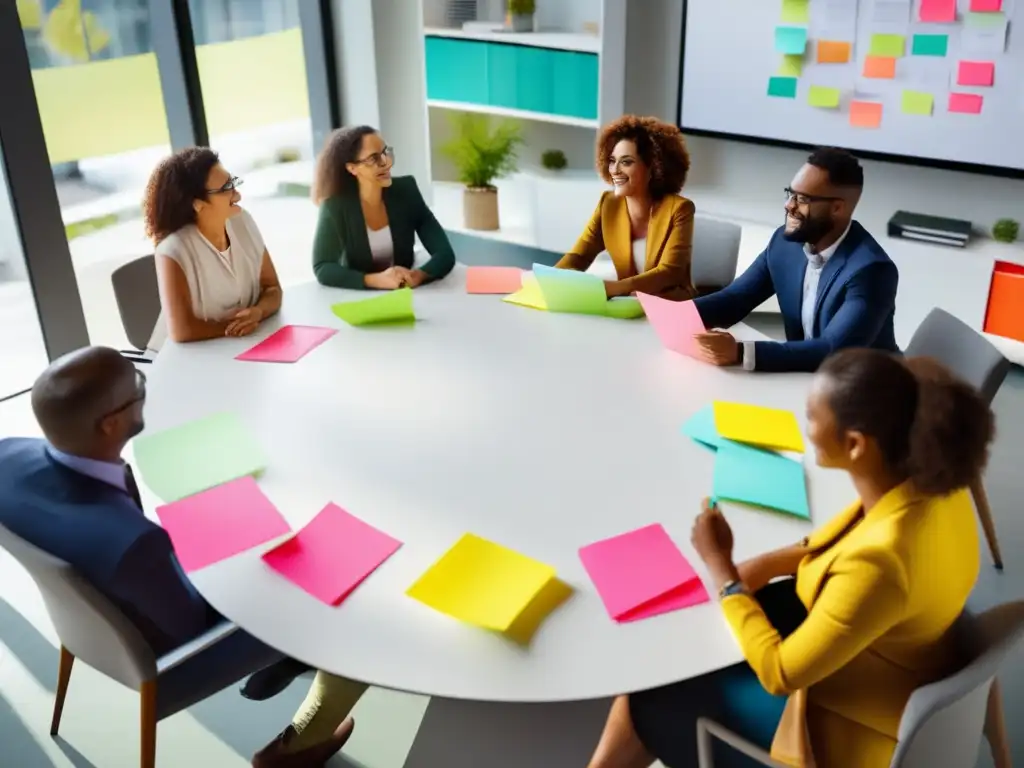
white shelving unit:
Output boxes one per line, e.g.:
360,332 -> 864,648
423,26 -> 601,53
427,99 -> 598,128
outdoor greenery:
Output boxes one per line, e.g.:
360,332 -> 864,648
441,113 -> 522,189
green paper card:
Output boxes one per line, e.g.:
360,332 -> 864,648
532,264 -> 608,316
780,0 -> 810,23
133,412 -> 266,503
808,85 -> 840,108
681,405 -> 724,451
912,34 -> 948,57
775,26 -> 808,54
712,441 -> 810,519
869,33 -> 905,58
778,54 -> 804,77
605,296 -> 645,319
331,288 -> 415,326
768,76 -> 798,98
901,90 -> 934,115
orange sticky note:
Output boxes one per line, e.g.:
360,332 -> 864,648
465,266 -> 523,294
849,101 -> 883,128
817,40 -> 851,63
863,55 -> 897,78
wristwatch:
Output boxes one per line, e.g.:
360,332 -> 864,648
719,579 -> 748,599
737,343 -> 745,365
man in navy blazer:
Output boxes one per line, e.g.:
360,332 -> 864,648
693,147 -> 899,373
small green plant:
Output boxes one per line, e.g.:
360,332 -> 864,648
993,218 -> 1019,243
441,113 -> 522,189
541,149 -> 567,170
508,0 -> 536,14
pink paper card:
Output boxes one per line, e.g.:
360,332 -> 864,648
236,325 -> 337,363
957,61 -> 995,87
156,477 -> 291,572
919,0 -> 957,22
969,0 -> 1002,10
262,503 -> 402,605
948,93 -> 983,114
636,293 -> 706,358
466,266 -> 524,295
579,524 -> 709,623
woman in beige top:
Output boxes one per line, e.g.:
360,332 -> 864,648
144,147 -> 283,349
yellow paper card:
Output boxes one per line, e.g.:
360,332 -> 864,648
502,273 -> 548,310
407,534 -> 567,641
712,402 -> 806,453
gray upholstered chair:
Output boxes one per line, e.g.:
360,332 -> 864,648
695,600 -> 1024,768
0,524 -> 282,768
111,255 -> 160,364
905,307 -> 1013,569
691,215 -> 742,296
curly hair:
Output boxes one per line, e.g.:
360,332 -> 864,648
596,115 -> 690,200
141,147 -> 220,243
312,125 -> 378,203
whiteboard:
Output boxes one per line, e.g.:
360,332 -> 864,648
678,0 -> 1024,172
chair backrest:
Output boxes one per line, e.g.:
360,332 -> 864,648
0,524 -> 157,689
111,255 -> 160,352
890,600 -> 1024,767
691,215 -> 741,293
904,308 -> 1011,404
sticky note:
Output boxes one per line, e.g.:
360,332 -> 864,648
503,273 -> 547,310
912,34 -> 949,57
775,26 -> 808,55
236,325 -> 336,363
713,401 -> 805,452
605,296 -> 646,319
579,524 -> 709,623
331,287 -> 415,326
768,76 -> 799,98
156,477 -> 291,572
808,85 -> 841,108
407,533 -> 571,643
948,92 -> 984,114
902,90 -> 934,115
957,60 -> 995,86
466,266 -> 523,295
849,100 -> 883,128
966,10 -> 1007,26
780,0 -> 810,23
817,40 -> 851,64
681,405 -> 724,450
869,33 -> 905,58
134,411 -> 266,502
970,0 -> 1001,10
713,442 -> 810,519
863,55 -> 897,79
262,503 -> 402,605
636,293 -> 705,357
919,0 -> 957,22
532,264 -> 608,316
778,54 -> 804,78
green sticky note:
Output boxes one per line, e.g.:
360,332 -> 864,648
808,85 -> 841,108
331,287 -> 416,326
869,33 -> 905,58
912,34 -> 948,56
780,0 -> 810,23
605,296 -> 645,319
713,441 -> 810,519
768,76 -> 798,98
901,90 -> 934,115
967,11 -> 1006,27
777,54 -> 804,77
681,405 -> 724,451
532,264 -> 608,316
775,26 -> 808,54
133,412 -> 266,503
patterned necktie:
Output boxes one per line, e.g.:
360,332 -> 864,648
124,464 -> 143,510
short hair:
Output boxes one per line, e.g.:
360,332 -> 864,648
807,147 -> 864,188
142,147 -> 221,243
312,125 -> 378,203
596,115 -> 691,200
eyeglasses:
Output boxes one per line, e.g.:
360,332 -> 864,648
784,187 -> 841,206
100,368 -> 147,422
354,146 -> 395,167
207,176 -> 243,195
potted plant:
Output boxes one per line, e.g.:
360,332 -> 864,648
441,113 -> 522,231
541,149 -> 567,171
508,0 -> 536,32
993,218 -> 1019,243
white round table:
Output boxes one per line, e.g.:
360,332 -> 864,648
139,267 -> 855,707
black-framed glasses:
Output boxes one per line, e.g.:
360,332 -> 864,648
207,176 -> 243,195
100,368 -> 147,422
355,146 -> 395,167
784,187 -> 841,205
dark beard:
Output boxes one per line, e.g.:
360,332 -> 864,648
783,214 -> 833,244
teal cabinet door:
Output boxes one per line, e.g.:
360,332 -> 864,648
425,37 -> 489,104
487,44 -> 518,110
514,46 -> 554,114
551,51 -> 599,120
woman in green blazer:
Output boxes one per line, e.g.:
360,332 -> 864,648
311,125 -> 455,290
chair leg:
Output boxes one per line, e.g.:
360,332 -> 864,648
140,680 -> 157,768
970,477 -> 1004,570
50,646 -> 75,736
985,679 -> 1012,768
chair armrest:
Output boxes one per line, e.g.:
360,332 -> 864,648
696,718 -> 784,768
156,622 -> 240,674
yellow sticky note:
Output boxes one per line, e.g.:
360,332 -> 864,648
502,273 -> 548,310
713,402 -> 806,452
807,85 -> 841,108
778,54 -> 804,77
781,0 -> 810,23
407,534 -> 571,643
901,90 -> 934,116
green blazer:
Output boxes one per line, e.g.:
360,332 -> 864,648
312,175 -> 455,290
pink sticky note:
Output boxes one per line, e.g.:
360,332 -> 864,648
579,524 -> 709,622
919,0 -> 957,22
970,0 -> 1002,10
957,60 -> 995,87
156,477 -> 291,572
236,325 -> 337,363
262,503 -> 402,605
466,266 -> 524,295
636,293 -> 706,357
948,92 -> 984,114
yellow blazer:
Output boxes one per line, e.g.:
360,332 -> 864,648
555,191 -> 696,300
722,481 -> 980,768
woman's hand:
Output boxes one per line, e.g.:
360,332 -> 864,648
604,280 -> 626,299
225,306 -> 263,337
364,268 -> 407,290
403,269 -> 429,288
692,498 -> 740,590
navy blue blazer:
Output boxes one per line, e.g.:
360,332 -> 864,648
0,438 -> 218,655
694,221 -> 899,373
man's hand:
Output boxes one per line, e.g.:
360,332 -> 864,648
225,306 -> 263,337
694,330 -> 740,367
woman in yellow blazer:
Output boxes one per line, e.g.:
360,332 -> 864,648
556,116 -> 696,301
587,349 -> 995,768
